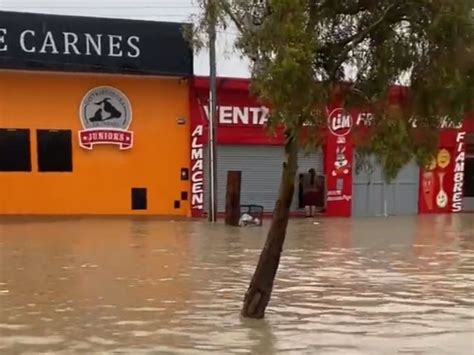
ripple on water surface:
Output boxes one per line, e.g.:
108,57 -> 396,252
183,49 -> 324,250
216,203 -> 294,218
0,214 -> 473,354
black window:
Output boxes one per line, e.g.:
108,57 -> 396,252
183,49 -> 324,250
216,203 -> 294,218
0,128 -> 31,172
37,130 -> 73,172
131,188 -> 147,210
464,158 -> 474,197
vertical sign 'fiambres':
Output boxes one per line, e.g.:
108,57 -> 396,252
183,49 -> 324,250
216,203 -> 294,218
452,131 -> 466,212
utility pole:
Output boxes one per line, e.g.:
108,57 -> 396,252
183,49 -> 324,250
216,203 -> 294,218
208,0 -> 218,222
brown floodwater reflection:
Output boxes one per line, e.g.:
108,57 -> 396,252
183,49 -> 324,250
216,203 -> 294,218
0,215 -> 473,354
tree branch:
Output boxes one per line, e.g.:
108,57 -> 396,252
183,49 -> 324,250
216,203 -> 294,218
319,0 -> 374,16
221,0 -> 245,34
307,0 -> 319,33
328,3 -> 396,81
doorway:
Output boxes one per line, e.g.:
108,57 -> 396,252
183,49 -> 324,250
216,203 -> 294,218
463,133 -> 474,211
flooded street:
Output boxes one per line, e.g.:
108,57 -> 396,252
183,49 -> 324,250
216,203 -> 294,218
0,215 -> 473,354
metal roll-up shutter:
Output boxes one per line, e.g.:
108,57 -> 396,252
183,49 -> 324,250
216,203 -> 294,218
204,145 -> 323,213
352,153 -> 419,217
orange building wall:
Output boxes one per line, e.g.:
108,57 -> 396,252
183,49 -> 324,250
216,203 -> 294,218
0,70 -> 190,216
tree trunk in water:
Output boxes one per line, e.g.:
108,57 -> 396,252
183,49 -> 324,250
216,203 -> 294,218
241,133 -> 298,319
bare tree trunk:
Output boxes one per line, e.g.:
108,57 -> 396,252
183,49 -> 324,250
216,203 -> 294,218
241,132 -> 298,319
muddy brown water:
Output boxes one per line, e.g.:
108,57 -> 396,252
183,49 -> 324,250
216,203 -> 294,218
0,215 -> 473,354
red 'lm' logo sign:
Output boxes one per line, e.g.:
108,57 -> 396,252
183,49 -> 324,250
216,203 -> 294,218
328,108 -> 353,137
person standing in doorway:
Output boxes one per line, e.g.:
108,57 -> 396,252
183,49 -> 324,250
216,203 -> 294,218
303,168 -> 318,217
298,173 -> 305,209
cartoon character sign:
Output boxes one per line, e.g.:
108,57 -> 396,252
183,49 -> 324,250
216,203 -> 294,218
420,147 -> 454,212
332,145 -> 351,176
436,171 -> 449,208
437,149 -> 451,169
422,171 -> 435,210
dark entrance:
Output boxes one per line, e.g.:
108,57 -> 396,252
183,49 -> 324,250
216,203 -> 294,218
463,133 -> 474,211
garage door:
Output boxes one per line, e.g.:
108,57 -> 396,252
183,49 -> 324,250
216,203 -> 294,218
204,145 -> 323,213
352,155 -> 420,217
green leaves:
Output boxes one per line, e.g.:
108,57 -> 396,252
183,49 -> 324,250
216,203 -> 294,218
189,0 -> 473,181
361,114 -> 438,181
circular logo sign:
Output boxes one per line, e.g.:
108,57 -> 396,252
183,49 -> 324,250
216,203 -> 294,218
78,86 -> 133,150
437,149 -> 451,169
328,108 -> 353,137
80,86 -> 132,130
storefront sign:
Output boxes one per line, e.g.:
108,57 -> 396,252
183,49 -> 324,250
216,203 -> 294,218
327,190 -> 351,202
0,11 -> 192,76
436,171 -> 448,208
420,145 -> 458,213
355,112 -> 374,126
79,86 -> 133,150
1,28 -> 140,58
325,108 -> 353,216
452,131 -> 466,212
332,146 -> 351,176
202,105 -> 269,126
328,108 -> 353,136
191,125 -> 204,211
355,113 -> 462,129
437,149 -> 451,169
440,118 -> 463,129
422,171 -> 435,211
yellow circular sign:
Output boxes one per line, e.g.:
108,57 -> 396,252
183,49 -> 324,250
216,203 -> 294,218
437,149 -> 451,169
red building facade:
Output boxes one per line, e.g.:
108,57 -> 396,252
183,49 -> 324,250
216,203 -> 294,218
190,76 -> 474,218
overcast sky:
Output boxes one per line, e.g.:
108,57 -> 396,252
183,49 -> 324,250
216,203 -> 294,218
0,0 -> 250,78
